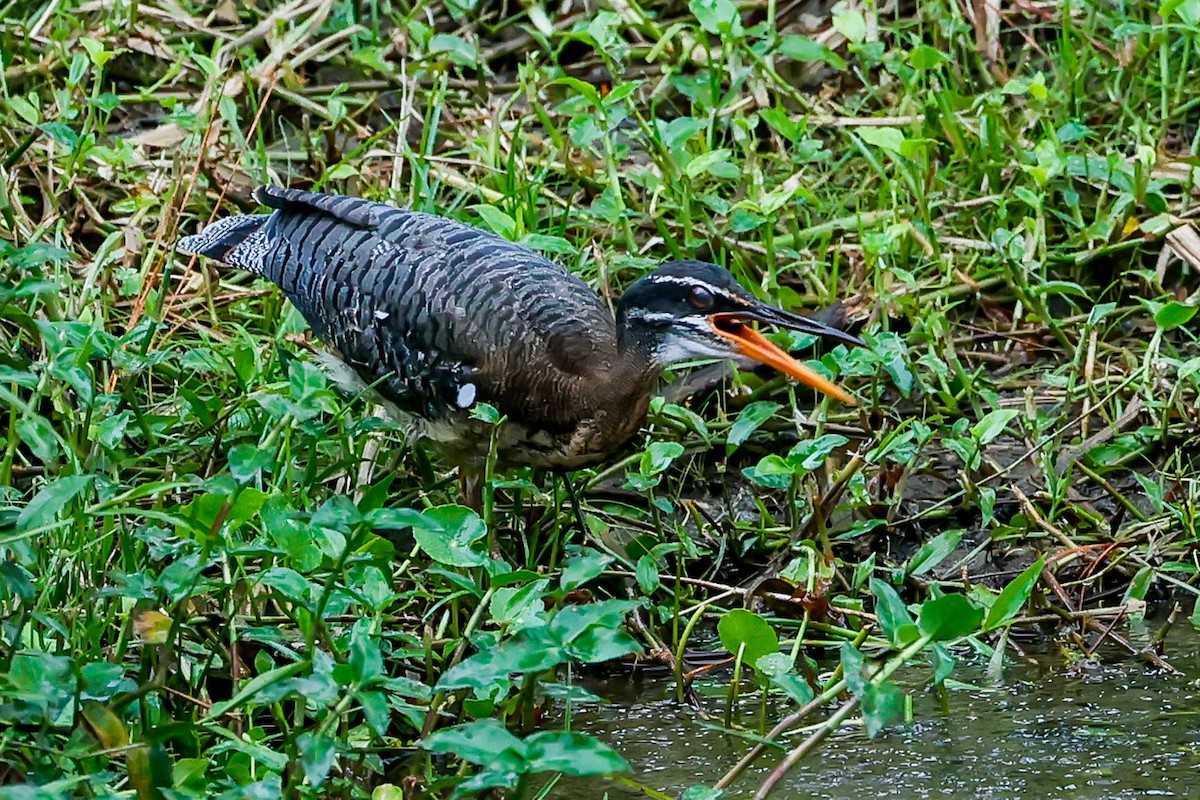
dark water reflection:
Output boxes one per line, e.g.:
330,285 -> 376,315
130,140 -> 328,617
559,624 -> 1200,799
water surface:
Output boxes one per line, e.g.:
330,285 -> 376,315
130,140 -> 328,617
562,624 -> 1200,798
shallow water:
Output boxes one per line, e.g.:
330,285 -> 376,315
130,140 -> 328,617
560,622 -> 1200,798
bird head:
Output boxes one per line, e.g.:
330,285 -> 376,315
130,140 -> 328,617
616,261 -> 863,405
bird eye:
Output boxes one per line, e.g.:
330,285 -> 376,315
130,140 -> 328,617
687,286 -> 714,310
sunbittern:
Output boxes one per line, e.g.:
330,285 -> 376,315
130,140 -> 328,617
179,186 -> 862,504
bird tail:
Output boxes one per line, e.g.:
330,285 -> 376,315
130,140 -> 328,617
176,213 -> 271,274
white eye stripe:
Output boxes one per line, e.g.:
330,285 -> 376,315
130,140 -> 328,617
646,275 -> 727,295
624,309 -> 679,323
646,274 -> 755,306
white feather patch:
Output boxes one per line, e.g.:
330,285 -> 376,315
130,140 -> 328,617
455,383 -> 477,408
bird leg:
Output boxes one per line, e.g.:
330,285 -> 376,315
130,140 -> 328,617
460,467 -> 483,513
555,468 -> 589,537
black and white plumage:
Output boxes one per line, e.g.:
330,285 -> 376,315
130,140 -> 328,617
179,186 -> 861,473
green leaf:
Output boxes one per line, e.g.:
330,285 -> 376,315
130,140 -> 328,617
81,37 -> 120,66
8,94 -> 40,125
553,600 -> 643,663
96,410 -> 131,449
909,45 -> 949,69
856,126 -> 907,154
1155,301 -> 1198,330
852,553 -> 875,590
412,505 -> 488,567
839,642 -> 867,695
427,33 -> 479,66
869,578 -> 918,647
520,233 -> 576,255
523,731 -> 630,775
258,567 -> 311,603
1122,565 -> 1154,609
707,161 -> 741,179
422,719 -> 527,772
80,701 -> 128,749
779,35 -> 846,69
16,415 -> 61,462
1162,0 -> 1200,23
657,116 -> 707,152
905,529 -> 962,577
861,681 -> 905,737
832,8 -> 867,42
787,433 -> 849,471
984,557 -> 1044,630
929,643 -> 955,686
640,440 -> 685,476
550,599 -> 640,642
551,76 -> 604,108
972,409 -> 1020,445
759,106 -> 801,141
358,689 -> 391,736
756,653 -> 815,705
688,0 -> 742,37
563,623 -> 642,663
437,632 -> 562,692
635,555 -> 660,594
917,594 -> 984,641
1030,279 -> 1088,298
753,652 -> 792,677
0,563 -> 34,602
288,359 -> 328,402
228,444 -> 273,483
206,660 -> 309,718
296,732 -> 336,787
365,506 -> 427,530
869,332 -> 913,397
458,770 -> 524,794
742,454 -> 794,489
979,485 -> 997,527
718,609 -> 779,667
560,548 -> 613,591
471,204 -> 517,240
126,743 -> 173,800
40,121 -> 79,149
489,580 -> 550,630
18,474 -> 93,532
681,788 -> 724,800
725,401 -> 780,454
684,148 -> 733,179
349,619 -> 384,685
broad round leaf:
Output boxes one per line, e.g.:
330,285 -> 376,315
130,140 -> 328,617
718,609 -> 779,667
412,505 -> 488,567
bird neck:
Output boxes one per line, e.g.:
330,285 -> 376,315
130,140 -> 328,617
615,321 -> 664,381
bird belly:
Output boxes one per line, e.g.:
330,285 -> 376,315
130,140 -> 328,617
419,416 -> 619,470
310,349 -> 649,470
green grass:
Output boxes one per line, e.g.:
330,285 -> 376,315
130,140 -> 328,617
2,0 -> 1200,797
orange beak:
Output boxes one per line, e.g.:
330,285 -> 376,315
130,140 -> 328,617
709,314 -> 858,405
